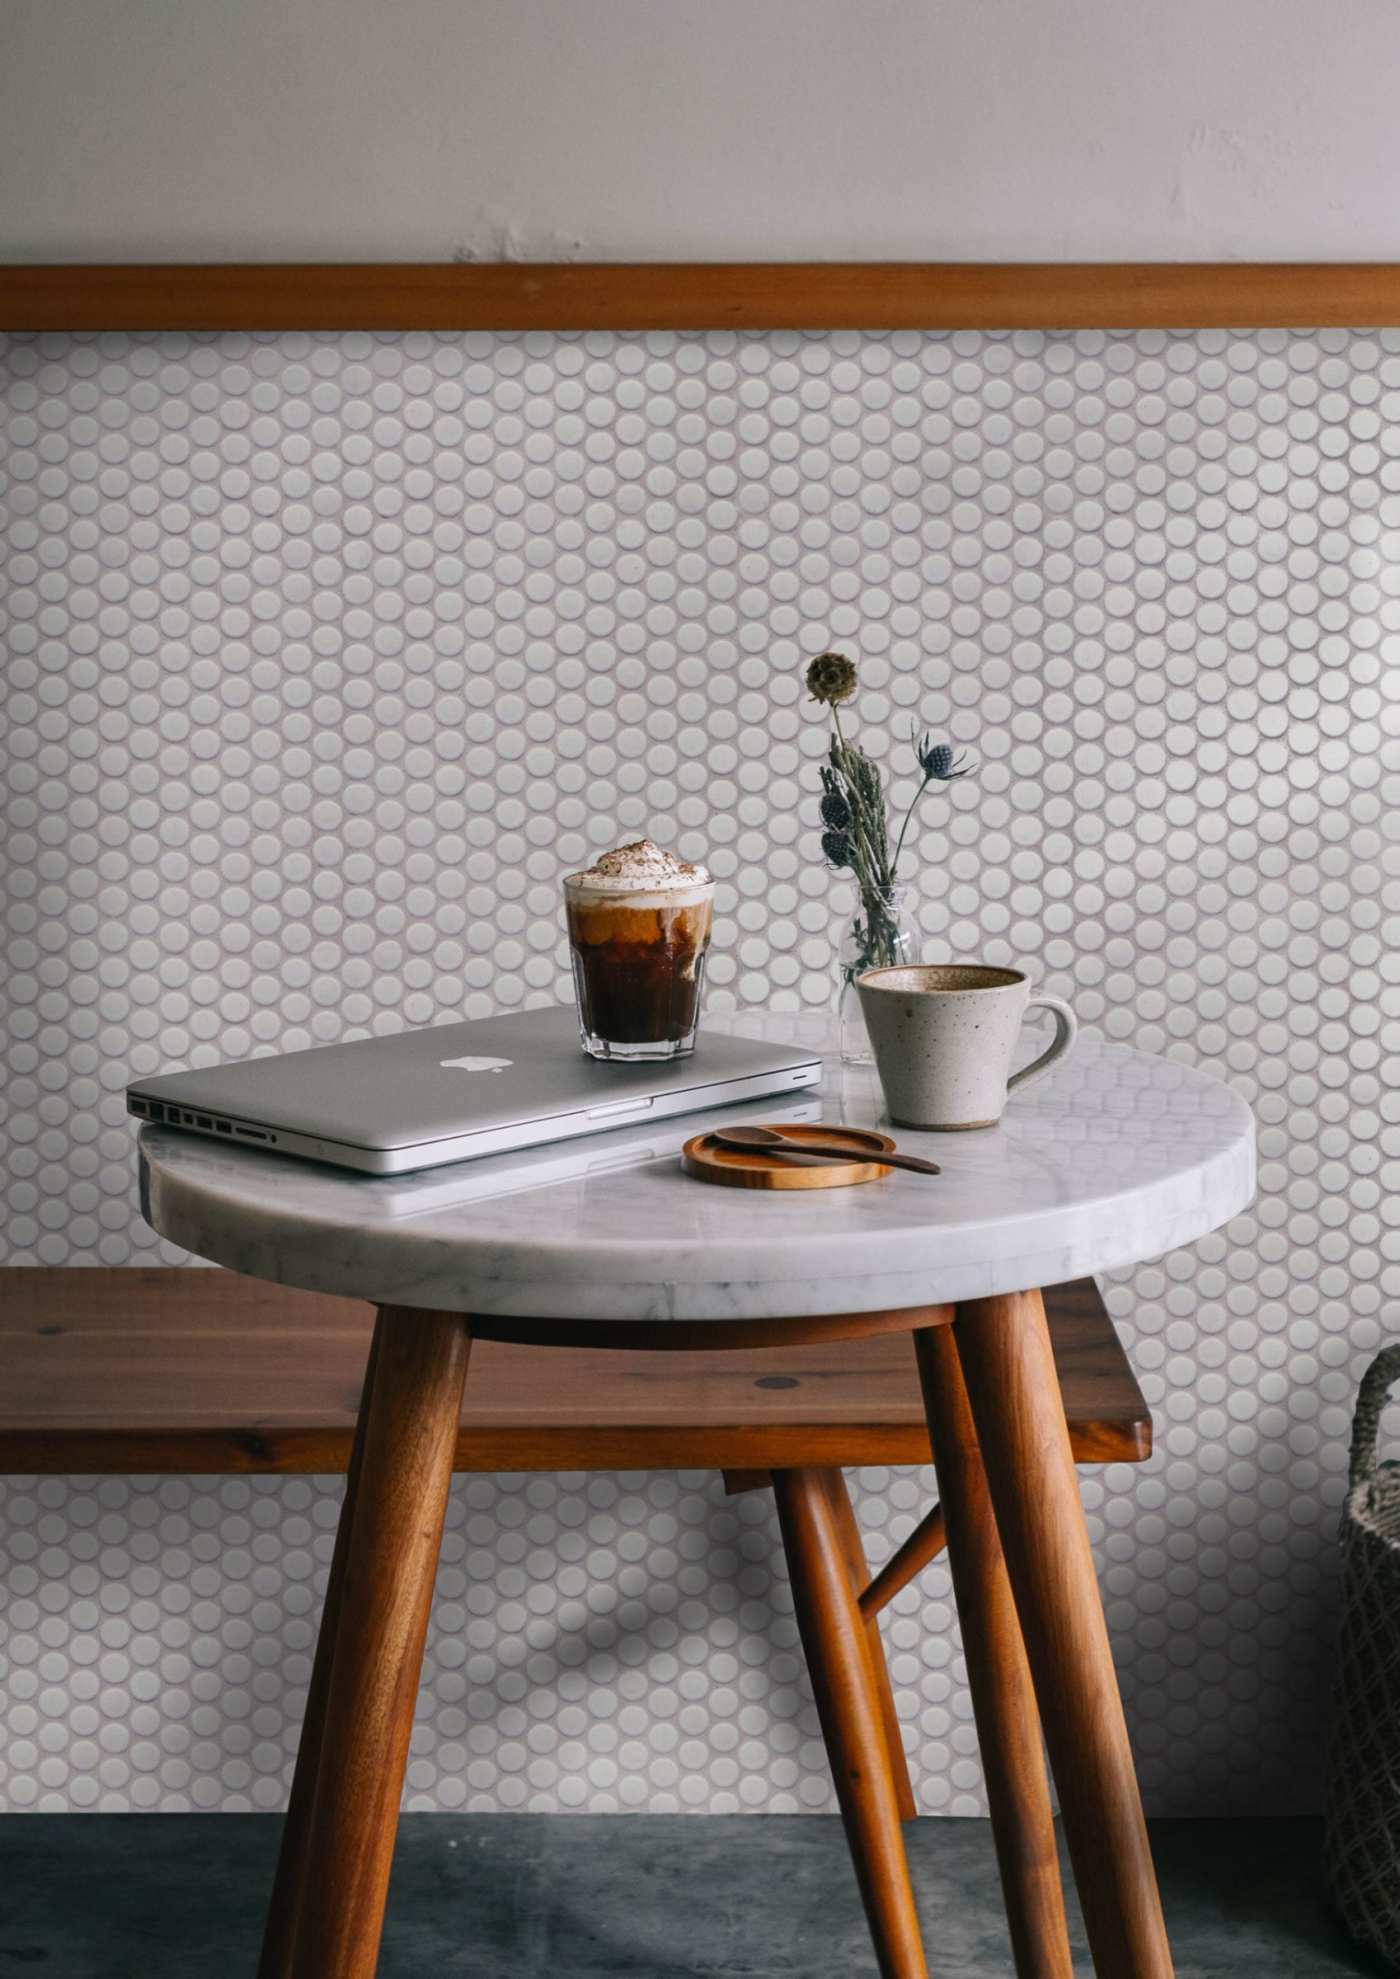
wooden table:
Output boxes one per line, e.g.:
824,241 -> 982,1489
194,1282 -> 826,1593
132,1027 -> 1255,1977
0,1263 -> 1148,1916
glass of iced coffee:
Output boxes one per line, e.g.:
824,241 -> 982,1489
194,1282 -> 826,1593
563,840 -> 715,1060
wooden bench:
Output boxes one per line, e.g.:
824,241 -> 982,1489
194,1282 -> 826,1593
0,1268 -> 1148,1475
0,1267 -> 1149,1825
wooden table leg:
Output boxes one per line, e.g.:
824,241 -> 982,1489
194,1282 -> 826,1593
819,1467 -> 919,1822
280,1306 -> 472,1979
258,1316 -> 386,1979
953,1290 -> 1174,1979
773,1468 -> 929,1979
914,1324 -> 1073,1979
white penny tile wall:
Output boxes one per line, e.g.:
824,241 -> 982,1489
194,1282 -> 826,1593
1,325 -> 1394,1814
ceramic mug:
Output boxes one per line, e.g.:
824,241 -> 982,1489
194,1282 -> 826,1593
856,963 -> 1077,1130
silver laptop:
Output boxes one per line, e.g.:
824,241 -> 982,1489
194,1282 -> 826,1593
126,1004 -> 824,1175
357,1088 -> 827,1216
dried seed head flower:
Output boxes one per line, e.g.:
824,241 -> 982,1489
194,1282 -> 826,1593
805,651 -> 858,708
819,789 -> 851,831
820,828 -> 853,869
804,649 -> 978,987
914,732 -> 974,782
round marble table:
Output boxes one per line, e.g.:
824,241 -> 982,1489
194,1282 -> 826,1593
140,1022 -> 1254,1979
142,1024 -> 1253,1327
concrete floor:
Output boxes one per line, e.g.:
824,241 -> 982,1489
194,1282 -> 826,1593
0,1813 -> 1383,1977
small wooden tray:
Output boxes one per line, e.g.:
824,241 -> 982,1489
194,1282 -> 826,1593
681,1122 -> 897,1190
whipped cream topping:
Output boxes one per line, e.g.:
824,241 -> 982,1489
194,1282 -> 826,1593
565,838 -> 712,895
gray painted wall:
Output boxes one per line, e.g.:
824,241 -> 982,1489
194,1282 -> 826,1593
3,0 -> 1400,261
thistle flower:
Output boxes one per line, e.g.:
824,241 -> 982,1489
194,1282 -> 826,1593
819,789 -> 851,831
805,651 -> 858,708
914,733 -> 973,782
820,828 -> 852,869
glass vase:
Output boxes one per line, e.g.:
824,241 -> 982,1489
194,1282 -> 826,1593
836,883 -> 918,1066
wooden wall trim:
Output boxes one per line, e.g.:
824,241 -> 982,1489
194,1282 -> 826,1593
5,261 -> 1400,333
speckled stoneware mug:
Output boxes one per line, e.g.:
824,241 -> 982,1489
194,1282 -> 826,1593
856,964 -> 1078,1130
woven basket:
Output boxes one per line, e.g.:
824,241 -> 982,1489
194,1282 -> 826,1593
1324,1345 -> 1400,1967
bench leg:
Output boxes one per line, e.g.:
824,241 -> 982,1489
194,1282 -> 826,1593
952,1290 -> 1174,1979
258,1316 -> 386,1979
773,1467 -> 928,1979
260,1306 -> 471,1979
914,1323 -> 1072,1979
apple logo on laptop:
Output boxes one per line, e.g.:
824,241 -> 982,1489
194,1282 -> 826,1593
439,1055 -> 513,1074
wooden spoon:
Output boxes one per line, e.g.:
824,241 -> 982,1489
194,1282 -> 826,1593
711,1125 -> 941,1176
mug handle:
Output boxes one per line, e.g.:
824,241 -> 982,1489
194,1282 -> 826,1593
1006,994 -> 1078,1095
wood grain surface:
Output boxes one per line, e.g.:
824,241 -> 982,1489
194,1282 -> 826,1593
953,1289 -> 1175,1979
256,1314 -> 385,1979
773,1467 -> 930,1978
916,1322 -> 1073,1978
6,261 -> 1400,332
821,1466 -> 919,1825
0,1269 -> 1150,1472
277,1307 -> 471,1979
681,1122 -> 895,1190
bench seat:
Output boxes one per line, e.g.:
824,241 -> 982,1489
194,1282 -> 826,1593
0,1268 -> 1148,1474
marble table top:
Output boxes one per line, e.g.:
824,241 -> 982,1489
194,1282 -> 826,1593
138,1011 -> 1255,1324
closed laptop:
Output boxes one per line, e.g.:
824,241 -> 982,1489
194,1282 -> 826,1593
127,1004 -> 823,1175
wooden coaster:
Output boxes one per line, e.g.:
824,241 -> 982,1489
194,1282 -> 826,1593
680,1122 -> 897,1190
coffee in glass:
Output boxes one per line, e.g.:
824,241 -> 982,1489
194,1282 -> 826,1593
563,840 -> 715,1060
